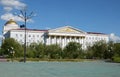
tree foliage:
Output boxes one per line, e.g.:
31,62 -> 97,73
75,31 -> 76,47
63,42 -> 83,59
44,44 -> 62,59
1,38 -> 23,57
0,38 -> 120,62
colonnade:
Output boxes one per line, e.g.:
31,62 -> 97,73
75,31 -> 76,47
46,35 -> 85,48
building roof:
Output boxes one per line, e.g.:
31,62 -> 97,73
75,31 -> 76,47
48,26 -> 87,34
11,28 -> 48,32
5,19 -> 18,25
87,32 -> 106,35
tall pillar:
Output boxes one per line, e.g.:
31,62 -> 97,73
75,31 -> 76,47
55,36 -> 57,44
65,36 -> 67,46
49,36 -> 51,45
70,36 -> 72,41
79,37 -> 81,44
59,36 -> 62,47
62,36 -> 65,48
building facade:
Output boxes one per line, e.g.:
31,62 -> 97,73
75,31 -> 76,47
3,19 -> 109,49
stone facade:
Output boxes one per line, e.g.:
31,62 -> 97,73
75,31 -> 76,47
3,19 -> 109,49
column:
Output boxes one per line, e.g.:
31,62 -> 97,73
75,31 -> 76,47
70,36 -> 72,42
49,36 -> 51,45
54,36 -> 57,44
62,36 -> 65,48
65,36 -> 67,46
79,37 -> 81,44
53,36 -> 56,44
59,36 -> 62,47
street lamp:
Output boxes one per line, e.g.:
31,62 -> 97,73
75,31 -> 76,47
17,9 -> 35,63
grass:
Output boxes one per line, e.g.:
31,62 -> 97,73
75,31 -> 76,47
7,58 -> 96,62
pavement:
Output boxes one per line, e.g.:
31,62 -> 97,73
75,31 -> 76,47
0,58 -> 7,62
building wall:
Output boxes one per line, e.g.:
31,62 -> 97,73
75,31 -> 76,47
9,30 -> 45,45
85,34 -> 109,48
3,25 -> 109,49
45,32 -> 109,49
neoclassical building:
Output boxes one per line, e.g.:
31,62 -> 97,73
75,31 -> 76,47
3,19 -> 109,49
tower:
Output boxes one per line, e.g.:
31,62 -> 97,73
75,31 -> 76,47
3,19 -> 20,35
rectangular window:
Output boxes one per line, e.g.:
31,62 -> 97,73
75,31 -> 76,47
29,35 -> 31,37
37,35 -> 39,37
20,34 -> 22,37
16,34 -> 18,37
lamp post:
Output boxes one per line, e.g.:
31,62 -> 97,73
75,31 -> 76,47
17,9 -> 35,63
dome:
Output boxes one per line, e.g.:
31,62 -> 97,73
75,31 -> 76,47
5,19 -> 18,25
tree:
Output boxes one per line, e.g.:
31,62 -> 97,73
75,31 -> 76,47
1,38 -> 23,57
86,40 -> 108,59
63,42 -> 83,59
112,43 -> 120,62
0,47 -> 2,56
44,44 -> 62,59
113,43 -> 120,56
27,42 -> 45,58
104,41 -> 114,59
35,43 -> 45,58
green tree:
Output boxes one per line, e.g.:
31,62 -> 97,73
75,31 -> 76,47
1,38 -> 23,57
112,43 -> 120,62
85,46 -> 94,59
104,41 -> 114,59
27,43 -> 45,58
113,43 -> 120,56
35,43 -> 45,58
0,47 -> 2,55
86,41 -> 107,59
63,42 -> 83,59
44,44 -> 62,59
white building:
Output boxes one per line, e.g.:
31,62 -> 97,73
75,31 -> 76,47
3,19 -> 109,49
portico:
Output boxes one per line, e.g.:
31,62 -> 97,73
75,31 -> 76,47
47,35 -> 85,47
46,26 -> 86,48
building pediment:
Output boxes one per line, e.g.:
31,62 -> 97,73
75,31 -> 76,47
49,26 -> 86,34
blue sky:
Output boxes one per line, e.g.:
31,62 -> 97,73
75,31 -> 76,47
0,0 -> 120,37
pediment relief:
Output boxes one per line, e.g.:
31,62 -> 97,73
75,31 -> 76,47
49,26 -> 86,34
56,27 -> 78,33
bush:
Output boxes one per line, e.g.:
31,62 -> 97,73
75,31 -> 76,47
63,42 -> 83,59
112,54 -> 120,63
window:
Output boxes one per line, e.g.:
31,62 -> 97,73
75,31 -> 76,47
37,35 -> 39,37
16,34 -> 18,37
20,34 -> 22,37
89,37 -> 91,40
95,37 -> 98,40
37,40 -> 39,42
29,35 -> 31,37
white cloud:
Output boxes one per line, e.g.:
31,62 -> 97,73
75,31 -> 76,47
1,13 -> 24,22
0,0 -> 34,22
0,0 -> 26,11
109,33 -> 120,43
4,7 -> 13,12
1,13 -> 33,22
45,27 -> 51,30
